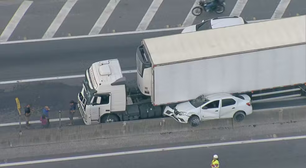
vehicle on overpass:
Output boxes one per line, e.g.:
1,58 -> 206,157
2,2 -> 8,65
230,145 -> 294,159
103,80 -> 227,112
181,16 -> 247,33
77,15 -> 306,125
163,93 -> 252,126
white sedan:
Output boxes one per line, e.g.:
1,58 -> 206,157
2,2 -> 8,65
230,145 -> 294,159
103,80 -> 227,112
163,93 -> 253,126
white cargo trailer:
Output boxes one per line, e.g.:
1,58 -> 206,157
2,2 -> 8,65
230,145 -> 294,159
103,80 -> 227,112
78,15 -> 306,125
136,15 -> 306,106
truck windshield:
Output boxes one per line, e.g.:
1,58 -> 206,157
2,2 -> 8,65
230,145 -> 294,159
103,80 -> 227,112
83,71 -> 96,104
189,95 -> 209,108
136,45 -> 152,77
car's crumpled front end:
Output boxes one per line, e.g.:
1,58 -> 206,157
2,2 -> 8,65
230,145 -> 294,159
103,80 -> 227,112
163,106 -> 191,124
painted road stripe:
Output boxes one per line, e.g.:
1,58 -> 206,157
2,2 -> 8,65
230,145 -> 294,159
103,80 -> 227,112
0,1 -> 32,42
0,117 -> 82,127
136,0 -> 164,31
0,70 -> 137,85
89,0 -> 120,35
42,0 -> 77,39
0,27 -> 184,45
1,135 -> 306,167
0,17 -> 268,45
182,0 -> 198,27
230,0 -> 248,17
271,0 -> 291,19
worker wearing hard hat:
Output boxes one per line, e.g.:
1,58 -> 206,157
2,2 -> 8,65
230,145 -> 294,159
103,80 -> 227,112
211,154 -> 219,168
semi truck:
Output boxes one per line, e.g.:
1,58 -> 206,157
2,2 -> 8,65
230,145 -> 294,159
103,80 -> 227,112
78,15 -> 306,125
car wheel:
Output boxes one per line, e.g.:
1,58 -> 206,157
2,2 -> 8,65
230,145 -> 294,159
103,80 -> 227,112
233,111 -> 246,122
101,114 -> 119,123
189,115 -> 200,127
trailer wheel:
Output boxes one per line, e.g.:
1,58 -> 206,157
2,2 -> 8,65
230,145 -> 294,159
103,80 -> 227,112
188,115 -> 200,127
101,114 -> 119,123
233,111 -> 246,122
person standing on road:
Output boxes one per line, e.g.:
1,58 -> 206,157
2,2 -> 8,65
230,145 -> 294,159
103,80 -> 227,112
68,100 -> 76,126
211,154 -> 219,168
43,106 -> 50,127
24,104 -> 31,127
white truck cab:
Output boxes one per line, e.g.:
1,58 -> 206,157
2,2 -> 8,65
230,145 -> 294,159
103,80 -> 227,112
77,59 -> 163,125
78,59 -> 126,125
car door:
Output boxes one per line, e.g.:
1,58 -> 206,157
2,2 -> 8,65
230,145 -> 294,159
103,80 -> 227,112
90,94 -> 111,122
220,98 -> 237,118
200,100 -> 220,120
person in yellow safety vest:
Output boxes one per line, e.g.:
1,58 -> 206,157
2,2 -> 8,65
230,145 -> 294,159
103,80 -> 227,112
211,154 -> 219,168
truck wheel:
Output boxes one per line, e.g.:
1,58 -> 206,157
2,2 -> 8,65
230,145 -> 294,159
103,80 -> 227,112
101,114 -> 119,123
233,111 -> 246,122
188,115 -> 200,127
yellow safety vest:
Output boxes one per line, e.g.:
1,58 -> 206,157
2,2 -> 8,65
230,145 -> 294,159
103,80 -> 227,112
211,159 -> 219,168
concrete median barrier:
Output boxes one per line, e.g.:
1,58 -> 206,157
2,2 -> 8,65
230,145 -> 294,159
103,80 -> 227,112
1,106 -> 306,149
233,106 -> 306,128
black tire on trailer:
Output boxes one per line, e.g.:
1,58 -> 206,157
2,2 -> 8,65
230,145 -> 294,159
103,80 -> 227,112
188,115 -> 200,127
101,114 -> 119,123
233,111 -> 246,122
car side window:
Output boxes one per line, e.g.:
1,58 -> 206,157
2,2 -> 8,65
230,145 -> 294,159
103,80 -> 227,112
222,99 -> 236,107
203,100 -> 220,109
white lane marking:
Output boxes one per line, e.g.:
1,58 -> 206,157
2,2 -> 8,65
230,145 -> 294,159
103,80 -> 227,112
230,0 -> 248,17
42,0 -> 77,39
182,0 -> 198,27
0,1 -> 33,42
0,70 -> 137,85
89,0 -> 120,35
271,0 -> 291,19
0,27 -> 183,45
0,117 -> 82,127
136,0 -> 164,31
1,135 -> 306,167
0,17 -> 267,45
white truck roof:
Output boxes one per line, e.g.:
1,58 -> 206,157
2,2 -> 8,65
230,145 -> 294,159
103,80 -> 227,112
143,15 -> 306,66
88,59 -> 123,90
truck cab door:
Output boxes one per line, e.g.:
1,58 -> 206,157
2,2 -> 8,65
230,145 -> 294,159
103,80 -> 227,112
90,94 -> 111,122
200,100 -> 220,120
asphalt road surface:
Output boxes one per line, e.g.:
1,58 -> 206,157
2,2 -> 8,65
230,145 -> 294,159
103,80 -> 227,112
0,30 -> 180,81
2,137 -> 306,168
0,0 -> 306,127
0,0 -> 305,41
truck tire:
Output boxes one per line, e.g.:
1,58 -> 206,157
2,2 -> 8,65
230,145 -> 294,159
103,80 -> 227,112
101,114 -> 119,123
233,111 -> 246,122
188,115 -> 200,127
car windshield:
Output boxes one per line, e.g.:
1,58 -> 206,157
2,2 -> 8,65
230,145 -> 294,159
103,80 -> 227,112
196,20 -> 212,31
189,95 -> 209,108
